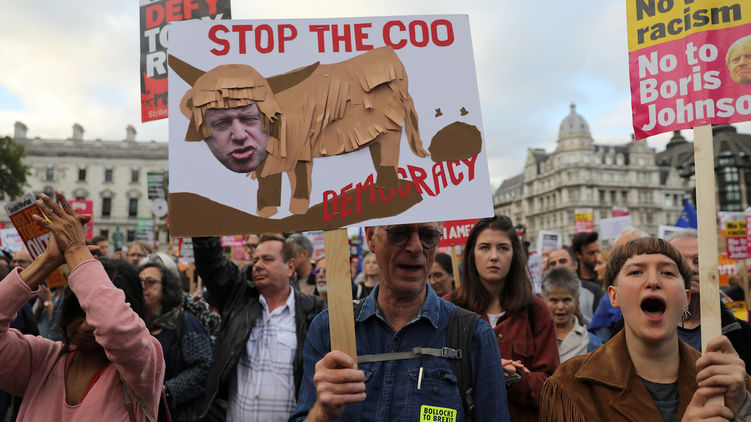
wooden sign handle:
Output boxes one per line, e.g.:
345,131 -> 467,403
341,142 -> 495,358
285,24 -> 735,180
694,124 -> 723,406
450,245 -> 461,290
324,229 -> 357,363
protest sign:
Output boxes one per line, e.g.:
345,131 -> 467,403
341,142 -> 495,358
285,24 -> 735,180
3,194 -> 67,287
306,231 -> 326,261
69,200 -> 94,241
527,253 -> 543,295
613,206 -> 629,217
627,0 -> 751,139
658,224 -> 682,239
537,230 -> 563,252
139,0 -> 231,122
600,215 -> 633,241
136,217 -> 155,242
438,218 -> 479,248
0,228 -> 23,251
167,15 -> 493,236
574,208 -> 594,233
723,212 -> 747,259
147,172 -> 166,199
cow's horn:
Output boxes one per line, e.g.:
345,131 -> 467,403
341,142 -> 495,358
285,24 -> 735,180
168,55 -> 205,86
267,62 -> 320,94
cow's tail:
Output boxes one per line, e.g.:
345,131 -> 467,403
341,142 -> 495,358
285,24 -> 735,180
403,94 -> 428,157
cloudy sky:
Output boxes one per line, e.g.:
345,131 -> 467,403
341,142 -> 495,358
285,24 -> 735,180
2,1 -> 740,189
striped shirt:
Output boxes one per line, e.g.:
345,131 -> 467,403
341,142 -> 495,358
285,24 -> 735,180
227,289 -> 297,422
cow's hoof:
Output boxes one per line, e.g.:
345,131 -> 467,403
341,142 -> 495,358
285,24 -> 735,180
258,206 -> 278,218
290,198 -> 310,215
375,166 -> 400,188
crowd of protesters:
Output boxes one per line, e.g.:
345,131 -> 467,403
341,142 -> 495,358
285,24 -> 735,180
1,193 -> 751,421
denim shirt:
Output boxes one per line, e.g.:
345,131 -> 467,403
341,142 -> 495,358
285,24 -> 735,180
290,283 -> 510,422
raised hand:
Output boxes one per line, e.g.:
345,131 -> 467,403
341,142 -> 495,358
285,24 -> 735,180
32,191 -> 93,271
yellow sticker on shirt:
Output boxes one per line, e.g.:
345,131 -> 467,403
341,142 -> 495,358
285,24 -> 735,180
420,405 -> 456,422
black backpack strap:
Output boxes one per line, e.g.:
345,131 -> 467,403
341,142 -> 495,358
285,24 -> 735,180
447,306 -> 480,422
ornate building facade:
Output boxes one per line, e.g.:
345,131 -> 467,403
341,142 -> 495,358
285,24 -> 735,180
493,104 -> 686,249
0,121 -> 168,250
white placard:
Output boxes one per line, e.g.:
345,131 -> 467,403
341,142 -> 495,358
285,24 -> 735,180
0,228 -> 24,252
537,230 -> 563,252
658,225 -> 682,240
167,15 -> 492,236
600,216 -> 634,241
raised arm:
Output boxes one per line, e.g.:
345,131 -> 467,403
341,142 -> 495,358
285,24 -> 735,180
191,236 -> 245,312
34,191 -> 165,413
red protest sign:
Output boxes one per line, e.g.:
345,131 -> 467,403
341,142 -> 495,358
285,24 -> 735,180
439,219 -> 479,248
139,0 -> 231,122
3,194 -> 67,288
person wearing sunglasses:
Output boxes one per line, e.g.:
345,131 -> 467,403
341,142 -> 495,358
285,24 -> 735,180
291,223 -> 510,422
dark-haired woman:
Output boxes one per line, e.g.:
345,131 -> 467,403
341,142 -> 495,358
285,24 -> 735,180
0,191 -> 164,421
447,215 -> 559,422
429,252 -> 455,297
541,237 -> 751,422
139,253 -> 211,422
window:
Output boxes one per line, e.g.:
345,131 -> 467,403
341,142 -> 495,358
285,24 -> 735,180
622,191 -> 629,204
129,198 -> 138,217
569,154 -> 577,164
78,168 -> 86,181
105,169 -> 113,182
131,169 -> 140,183
570,188 -> 579,202
665,194 -> 673,208
102,198 -> 112,217
610,191 -> 617,204
100,229 -> 109,239
599,190 -> 605,204
127,230 -> 136,242
46,167 -> 54,182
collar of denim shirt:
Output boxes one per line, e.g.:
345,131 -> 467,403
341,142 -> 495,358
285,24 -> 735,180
355,282 -> 441,329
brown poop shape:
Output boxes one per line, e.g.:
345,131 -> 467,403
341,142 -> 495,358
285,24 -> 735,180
428,121 -> 482,162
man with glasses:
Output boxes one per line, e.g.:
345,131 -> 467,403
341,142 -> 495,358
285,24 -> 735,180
10,249 -> 32,270
291,223 -> 510,422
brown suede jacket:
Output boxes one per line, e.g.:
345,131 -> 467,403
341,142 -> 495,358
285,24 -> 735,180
540,330 -> 751,421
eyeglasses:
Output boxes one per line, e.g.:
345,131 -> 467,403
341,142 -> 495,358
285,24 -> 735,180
384,226 -> 442,249
141,277 -> 161,287
11,259 -> 31,266
313,268 -> 326,275
243,243 -> 258,250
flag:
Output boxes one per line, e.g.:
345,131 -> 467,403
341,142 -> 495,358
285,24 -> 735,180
675,198 -> 698,229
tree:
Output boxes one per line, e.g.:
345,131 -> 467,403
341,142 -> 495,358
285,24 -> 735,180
0,136 -> 30,199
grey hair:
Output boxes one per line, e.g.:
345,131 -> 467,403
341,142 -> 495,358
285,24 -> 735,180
618,226 -> 649,239
667,228 -> 698,242
287,233 -> 313,256
541,266 -> 580,298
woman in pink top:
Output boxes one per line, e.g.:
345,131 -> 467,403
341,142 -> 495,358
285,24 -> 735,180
0,191 -> 165,421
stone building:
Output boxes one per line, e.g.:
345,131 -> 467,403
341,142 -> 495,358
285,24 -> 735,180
656,126 -> 751,212
493,104 -> 686,249
0,121 -> 168,251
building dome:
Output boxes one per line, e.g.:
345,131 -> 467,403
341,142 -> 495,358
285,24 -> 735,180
559,102 -> 590,139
